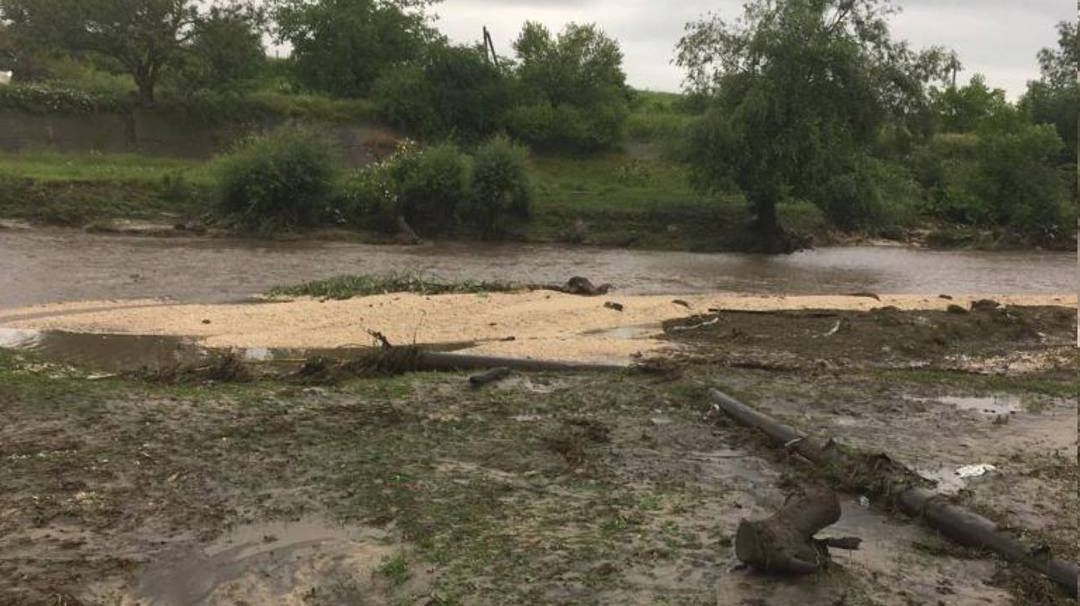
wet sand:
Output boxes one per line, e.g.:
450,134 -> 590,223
3,292 -> 1072,363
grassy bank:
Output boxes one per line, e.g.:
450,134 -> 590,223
0,149 -> 834,250
0,146 -> 1068,251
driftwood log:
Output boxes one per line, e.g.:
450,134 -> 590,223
528,277 -> 612,296
708,389 -> 1079,598
735,485 -> 859,574
469,366 -> 512,387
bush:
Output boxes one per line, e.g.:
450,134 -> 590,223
914,125 -> 1073,237
390,142 -> 470,233
374,44 -> 511,143
507,22 -> 630,152
466,136 -> 532,236
0,82 -> 126,113
337,162 -> 399,233
505,101 -> 627,152
214,125 -> 341,232
816,157 -> 920,233
970,124 -> 1073,235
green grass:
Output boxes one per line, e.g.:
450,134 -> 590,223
266,271 -> 521,300
0,151 -> 211,185
377,554 -> 413,588
531,153 -> 718,214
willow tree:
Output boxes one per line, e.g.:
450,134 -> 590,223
676,0 -> 949,248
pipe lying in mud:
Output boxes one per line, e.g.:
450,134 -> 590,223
416,351 -> 625,373
707,388 -> 1079,598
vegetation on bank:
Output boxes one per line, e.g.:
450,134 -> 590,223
0,0 -> 1075,251
266,271 -> 520,300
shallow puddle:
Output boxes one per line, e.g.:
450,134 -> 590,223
0,326 -> 479,372
581,324 -> 660,340
911,394 -> 1024,416
938,395 -> 1022,415
138,518 -> 395,606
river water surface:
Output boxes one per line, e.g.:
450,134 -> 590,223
1,229 -> 1075,308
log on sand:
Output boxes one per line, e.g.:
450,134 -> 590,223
708,389 -> 1078,597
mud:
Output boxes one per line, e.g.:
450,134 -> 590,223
0,289 -> 1075,606
663,304 -> 1076,376
134,520 -> 405,606
1,346 -> 1075,606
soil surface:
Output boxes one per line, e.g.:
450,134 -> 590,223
0,301 -> 1075,606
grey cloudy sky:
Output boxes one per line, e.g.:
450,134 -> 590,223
429,0 -> 1075,98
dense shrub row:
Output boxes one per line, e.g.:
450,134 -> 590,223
216,126 -> 532,237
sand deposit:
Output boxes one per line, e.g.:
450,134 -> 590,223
2,292 -> 1071,363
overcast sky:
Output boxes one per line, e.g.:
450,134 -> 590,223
426,0 -> 1075,99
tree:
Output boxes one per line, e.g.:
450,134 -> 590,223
1020,20 -> 1078,165
676,0 -> 950,244
0,0 -> 220,105
374,42 -> 510,142
0,23 -> 12,69
505,22 -> 630,151
175,5 -> 266,94
1036,20 -> 1078,90
274,0 -> 440,98
930,75 -> 1012,133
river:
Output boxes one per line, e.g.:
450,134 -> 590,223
1,228 -> 1075,308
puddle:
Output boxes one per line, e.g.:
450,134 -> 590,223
0,327 -> 481,373
910,394 -> 1023,416
138,518 -> 396,606
0,327 -> 205,371
581,324 -> 660,340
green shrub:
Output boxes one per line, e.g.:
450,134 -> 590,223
816,158 -> 920,233
507,22 -> 630,152
0,82 -> 128,113
214,125 -> 341,232
0,174 -> 44,217
156,171 -> 212,211
914,125 -> 1073,237
466,136 -> 532,237
374,44 -> 511,143
337,162 -> 399,233
505,102 -> 627,152
390,142 -> 470,233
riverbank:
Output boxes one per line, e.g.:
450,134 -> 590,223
1,297 -> 1075,606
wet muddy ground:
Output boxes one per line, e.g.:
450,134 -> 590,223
0,305 -> 1075,606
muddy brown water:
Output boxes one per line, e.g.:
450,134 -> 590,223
0,326 -> 483,372
1,229 -> 1075,309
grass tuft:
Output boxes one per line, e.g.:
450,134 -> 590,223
266,271 -> 520,300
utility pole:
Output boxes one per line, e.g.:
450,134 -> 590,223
483,26 -> 499,69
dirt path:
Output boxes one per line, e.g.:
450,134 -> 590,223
2,292 -> 1072,363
